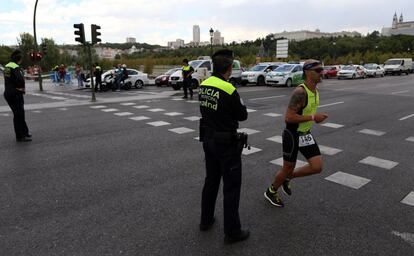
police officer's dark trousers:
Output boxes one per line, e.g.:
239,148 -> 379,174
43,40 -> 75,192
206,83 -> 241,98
183,78 -> 193,98
201,137 -> 242,235
4,92 -> 28,139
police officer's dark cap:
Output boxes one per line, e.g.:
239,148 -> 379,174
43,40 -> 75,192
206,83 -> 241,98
11,49 -> 22,60
212,49 -> 234,59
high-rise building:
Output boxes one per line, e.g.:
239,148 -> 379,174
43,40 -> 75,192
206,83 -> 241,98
126,37 -> 136,43
213,30 -> 224,45
167,39 -> 185,49
193,25 -> 200,45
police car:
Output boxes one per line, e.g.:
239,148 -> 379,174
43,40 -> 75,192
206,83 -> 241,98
265,64 -> 304,87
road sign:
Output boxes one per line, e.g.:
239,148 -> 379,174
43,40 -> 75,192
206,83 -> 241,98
276,39 -> 289,58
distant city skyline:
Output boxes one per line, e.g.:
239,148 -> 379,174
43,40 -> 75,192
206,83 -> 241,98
1,0 -> 414,46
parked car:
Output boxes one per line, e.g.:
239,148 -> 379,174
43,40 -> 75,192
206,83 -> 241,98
321,66 -> 339,79
155,68 -> 181,87
85,68 -> 149,89
337,65 -> 366,79
363,63 -> 385,77
384,58 -> 413,75
241,62 -> 284,86
265,64 -> 303,87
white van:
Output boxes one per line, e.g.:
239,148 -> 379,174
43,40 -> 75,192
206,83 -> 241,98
169,58 -> 243,90
384,58 -> 413,75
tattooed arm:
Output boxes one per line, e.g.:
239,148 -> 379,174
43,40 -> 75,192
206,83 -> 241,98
284,87 -> 310,124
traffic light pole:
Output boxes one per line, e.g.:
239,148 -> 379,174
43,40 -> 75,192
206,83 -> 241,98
33,0 -> 43,91
87,44 -> 96,102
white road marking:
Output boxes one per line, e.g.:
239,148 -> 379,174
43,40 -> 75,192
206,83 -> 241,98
401,192 -> 414,207
114,112 -> 134,116
391,90 -> 409,95
183,116 -> 200,121
120,102 -> 136,106
147,108 -> 165,112
320,122 -> 344,129
267,135 -> 283,143
133,105 -> 150,109
46,91 -> 90,99
168,127 -> 195,134
391,231 -> 414,246
318,101 -> 344,108
325,171 -> 371,189
242,146 -> 262,155
1,113 -> 10,116
172,98 -> 185,101
194,137 -> 200,140
58,108 -> 68,111
246,109 -> 257,113
129,116 -> 150,121
318,145 -> 342,156
263,113 -> 282,117
406,137 -> 414,142
359,156 -> 398,170
90,105 -> 107,109
101,108 -> 118,112
399,114 -> 414,121
187,100 -> 199,103
249,95 -> 286,101
237,128 -> 260,135
32,110 -> 42,113
147,121 -> 170,127
270,157 -> 307,167
164,112 -> 183,116
359,129 -> 386,136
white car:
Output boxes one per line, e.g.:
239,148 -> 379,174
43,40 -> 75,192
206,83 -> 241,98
363,64 -> 385,78
265,64 -> 304,87
337,65 -> 366,79
169,58 -> 243,90
85,68 -> 149,89
241,62 -> 284,86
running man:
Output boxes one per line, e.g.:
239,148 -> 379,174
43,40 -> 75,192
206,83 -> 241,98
264,59 -> 328,207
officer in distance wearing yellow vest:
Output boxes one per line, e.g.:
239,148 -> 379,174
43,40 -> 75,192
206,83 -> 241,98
3,49 -> 32,142
264,59 -> 328,208
198,49 -> 249,243
181,59 -> 194,99
93,63 -> 103,92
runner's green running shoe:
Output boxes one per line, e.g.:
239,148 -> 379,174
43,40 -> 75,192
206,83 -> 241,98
264,187 -> 284,207
282,179 -> 292,196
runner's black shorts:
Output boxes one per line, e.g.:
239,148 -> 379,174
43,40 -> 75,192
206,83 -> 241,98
282,129 -> 321,163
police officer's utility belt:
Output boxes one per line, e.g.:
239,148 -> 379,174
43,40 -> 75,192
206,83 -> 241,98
204,127 -> 237,143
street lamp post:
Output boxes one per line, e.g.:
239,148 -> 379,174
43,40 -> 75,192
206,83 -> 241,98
332,41 -> 336,64
209,28 -> 214,56
33,0 -> 43,91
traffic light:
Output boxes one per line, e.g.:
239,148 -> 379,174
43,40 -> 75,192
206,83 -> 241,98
91,24 -> 101,45
74,23 -> 85,45
41,43 -> 47,55
30,51 -> 43,61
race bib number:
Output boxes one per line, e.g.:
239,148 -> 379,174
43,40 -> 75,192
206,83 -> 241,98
299,133 -> 315,147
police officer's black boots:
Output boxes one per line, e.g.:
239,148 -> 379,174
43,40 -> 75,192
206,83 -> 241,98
224,229 -> 250,244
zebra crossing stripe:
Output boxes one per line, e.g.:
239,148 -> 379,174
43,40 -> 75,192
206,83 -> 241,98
359,156 -> 398,170
325,171 -> 371,189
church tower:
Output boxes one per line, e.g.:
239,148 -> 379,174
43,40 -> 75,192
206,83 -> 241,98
392,12 -> 398,28
399,13 -> 403,23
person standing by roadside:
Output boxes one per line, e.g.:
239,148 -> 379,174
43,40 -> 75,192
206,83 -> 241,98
93,63 -> 102,92
3,50 -> 31,142
75,63 -> 84,87
182,59 -> 194,99
198,49 -> 249,243
264,59 -> 328,207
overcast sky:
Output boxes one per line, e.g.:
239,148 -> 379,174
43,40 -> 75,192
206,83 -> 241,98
1,0 -> 413,46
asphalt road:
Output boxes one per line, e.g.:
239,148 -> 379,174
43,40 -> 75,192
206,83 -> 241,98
0,76 -> 413,255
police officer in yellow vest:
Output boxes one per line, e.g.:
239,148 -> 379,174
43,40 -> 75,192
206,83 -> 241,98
93,63 -> 103,92
198,49 -> 249,243
3,50 -> 31,142
182,59 -> 194,99
264,59 -> 328,207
